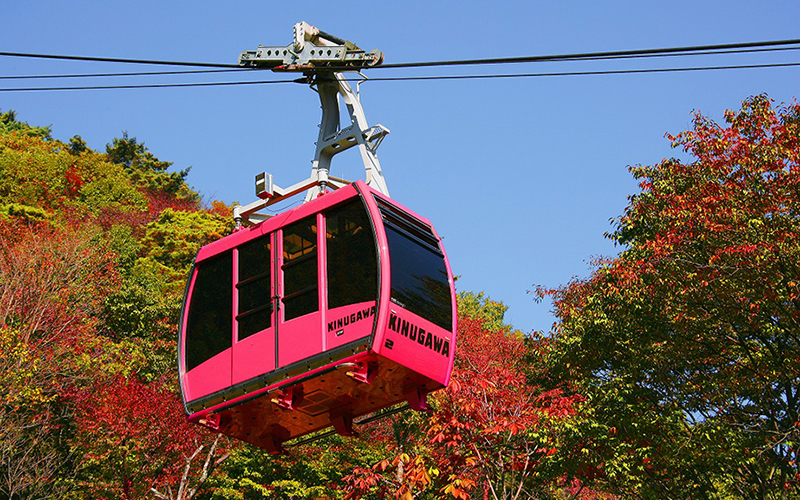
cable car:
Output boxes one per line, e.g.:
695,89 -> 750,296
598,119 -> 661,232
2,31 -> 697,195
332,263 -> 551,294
178,23 -> 456,453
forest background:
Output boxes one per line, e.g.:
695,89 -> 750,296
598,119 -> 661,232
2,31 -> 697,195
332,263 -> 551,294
1,91 -> 799,500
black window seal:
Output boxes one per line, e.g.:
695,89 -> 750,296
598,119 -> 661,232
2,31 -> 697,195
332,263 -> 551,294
383,219 -> 443,257
284,284 -> 318,302
282,250 -> 317,269
374,198 -> 430,232
375,199 -> 441,252
236,303 -> 273,320
382,213 -> 438,246
237,271 -> 270,287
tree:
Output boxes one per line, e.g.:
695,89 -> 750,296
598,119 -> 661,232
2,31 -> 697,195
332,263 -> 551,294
0,326 -> 77,500
0,222 -> 117,348
0,111 -> 238,500
151,435 -> 230,500
457,291 -> 509,333
536,95 -> 800,499
106,132 -> 198,201
69,375 -> 219,500
140,208 -> 234,275
69,135 -> 88,155
0,222 -> 120,499
344,315 -> 582,500
427,318 -> 580,500
0,109 -> 51,139
0,130 -> 147,217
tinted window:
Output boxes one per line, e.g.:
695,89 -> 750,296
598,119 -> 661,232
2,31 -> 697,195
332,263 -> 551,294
186,252 -> 233,371
237,235 -> 271,340
326,201 -> 377,309
283,216 -> 318,320
378,200 -> 452,331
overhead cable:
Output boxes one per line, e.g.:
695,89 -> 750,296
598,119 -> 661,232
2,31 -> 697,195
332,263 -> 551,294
0,68 -> 249,80
365,61 -> 800,82
3,46 -> 799,81
1,60 -> 797,92
0,79 -> 297,92
377,38 -> 800,69
0,51 -> 243,68
542,46 -> 800,62
2,39 -> 800,72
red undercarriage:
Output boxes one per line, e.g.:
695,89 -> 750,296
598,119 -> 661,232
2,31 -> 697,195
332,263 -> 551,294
189,352 -> 440,453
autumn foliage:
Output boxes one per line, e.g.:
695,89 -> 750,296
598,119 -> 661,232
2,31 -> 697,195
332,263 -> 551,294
342,315 -> 582,500
0,116 -> 226,500
537,95 -> 800,499
2,95 -> 799,500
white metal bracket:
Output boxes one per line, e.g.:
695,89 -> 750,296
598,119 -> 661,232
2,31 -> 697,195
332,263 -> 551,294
238,21 -> 383,72
233,23 -> 390,228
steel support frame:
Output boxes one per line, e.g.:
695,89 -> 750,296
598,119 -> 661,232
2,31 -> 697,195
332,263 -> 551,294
233,72 -> 390,227
306,72 -> 390,201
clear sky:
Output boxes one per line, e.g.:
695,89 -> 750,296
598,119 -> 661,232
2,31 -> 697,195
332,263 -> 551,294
2,1 -> 798,333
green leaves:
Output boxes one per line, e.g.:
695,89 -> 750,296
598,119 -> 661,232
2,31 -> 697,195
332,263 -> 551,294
0,114 -> 231,499
0,131 -> 147,216
538,95 -> 800,497
456,291 -> 510,333
8,95 -> 798,499
141,208 -> 233,273
106,132 -> 199,201
0,109 -> 51,139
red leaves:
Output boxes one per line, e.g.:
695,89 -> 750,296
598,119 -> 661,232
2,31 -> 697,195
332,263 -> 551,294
342,466 -> 381,498
340,313 -> 583,499
0,222 -> 118,347
64,166 -> 84,197
540,95 -> 800,497
386,317 -> 579,497
71,375 -> 209,499
0,126 -> 231,499
343,455 -> 432,500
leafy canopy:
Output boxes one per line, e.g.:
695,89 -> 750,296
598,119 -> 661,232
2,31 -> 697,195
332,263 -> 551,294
537,95 -> 800,499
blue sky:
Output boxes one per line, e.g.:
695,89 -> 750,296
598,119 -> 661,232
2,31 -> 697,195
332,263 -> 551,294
2,1 -> 798,333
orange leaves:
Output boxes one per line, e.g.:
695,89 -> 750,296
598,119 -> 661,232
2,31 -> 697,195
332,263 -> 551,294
374,458 -> 392,472
209,199 -> 233,219
441,477 -> 476,500
344,454 -> 434,500
539,95 -> 800,498
0,123 -> 232,499
342,466 -> 382,499
423,317 -> 579,495
340,313 -> 583,499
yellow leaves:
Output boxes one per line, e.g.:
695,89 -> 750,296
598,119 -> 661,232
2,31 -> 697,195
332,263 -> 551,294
0,132 -> 146,216
0,328 -> 52,408
141,208 -> 233,273
442,477 -> 476,500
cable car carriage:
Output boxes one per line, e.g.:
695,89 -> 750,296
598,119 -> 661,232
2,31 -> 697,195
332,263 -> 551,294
178,23 -> 456,453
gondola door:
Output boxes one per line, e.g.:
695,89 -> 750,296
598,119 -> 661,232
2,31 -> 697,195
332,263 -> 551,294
277,213 -> 324,367
231,232 -> 276,385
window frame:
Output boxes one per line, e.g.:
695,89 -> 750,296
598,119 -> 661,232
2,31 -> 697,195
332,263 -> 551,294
235,234 -> 273,341
184,250 -> 234,372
